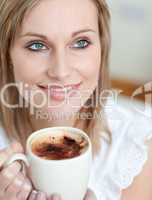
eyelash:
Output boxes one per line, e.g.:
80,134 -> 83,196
71,39 -> 92,49
25,38 -> 92,52
26,41 -> 48,52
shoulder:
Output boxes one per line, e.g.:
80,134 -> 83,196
89,97 -> 152,199
105,97 -> 152,197
121,139 -> 152,200
104,96 -> 152,142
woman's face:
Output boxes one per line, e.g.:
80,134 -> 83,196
10,0 -> 101,120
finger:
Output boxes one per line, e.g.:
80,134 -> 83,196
0,161 -> 22,193
36,191 -> 47,200
28,190 -> 38,200
84,189 -> 97,200
50,193 -> 62,200
17,177 -> 32,200
5,171 -> 25,194
0,142 -> 23,168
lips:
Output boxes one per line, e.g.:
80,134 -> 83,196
38,82 -> 82,101
38,82 -> 81,91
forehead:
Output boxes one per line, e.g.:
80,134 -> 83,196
20,0 -> 98,36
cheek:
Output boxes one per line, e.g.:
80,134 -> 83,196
11,48 -> 46,84
14,62 -> 36,84
78,49 -> 101,84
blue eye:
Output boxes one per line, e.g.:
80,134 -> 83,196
27,42 -> 47,51
73,40 -> 90,49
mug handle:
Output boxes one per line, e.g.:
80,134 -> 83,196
4,153 -> 30,169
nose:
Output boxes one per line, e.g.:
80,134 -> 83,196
47,48 -> 72,80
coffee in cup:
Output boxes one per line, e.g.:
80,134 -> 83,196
31,133 -> 88,160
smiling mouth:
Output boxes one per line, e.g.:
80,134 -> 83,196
38,82 -> 82,101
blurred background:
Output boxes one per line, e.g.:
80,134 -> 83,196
107,0 -> 152,103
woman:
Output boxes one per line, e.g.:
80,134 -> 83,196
0,0 -> 152,200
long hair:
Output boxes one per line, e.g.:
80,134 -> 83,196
0,0 -> 111,156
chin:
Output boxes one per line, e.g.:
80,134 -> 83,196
34,104 -> 81,122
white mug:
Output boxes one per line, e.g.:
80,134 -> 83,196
6,127 -> 92,200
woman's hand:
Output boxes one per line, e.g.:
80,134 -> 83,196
0,142 -> 33,200
50,188 -> 97,200
28,191 -> 47,200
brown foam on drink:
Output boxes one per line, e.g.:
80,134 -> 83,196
31,132 -> 88,160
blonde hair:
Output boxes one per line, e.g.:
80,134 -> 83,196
0,0 -> 111,156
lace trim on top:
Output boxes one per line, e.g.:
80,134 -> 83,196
91,111 -> 152,200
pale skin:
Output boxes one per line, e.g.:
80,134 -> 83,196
1,0 -> 152,200
0,142 -> 47,200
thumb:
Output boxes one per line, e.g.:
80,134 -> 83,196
0,141 -> 24,168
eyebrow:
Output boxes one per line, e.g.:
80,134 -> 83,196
20,29 -> 96,40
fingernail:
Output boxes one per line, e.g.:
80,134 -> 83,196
51,194 -> 61,200
29,190 -> 37,200
37,191 -> 47,199
14,177 -> 23,187
24,183 -> 32,191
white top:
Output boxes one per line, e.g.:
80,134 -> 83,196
0,98 -> 152,200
